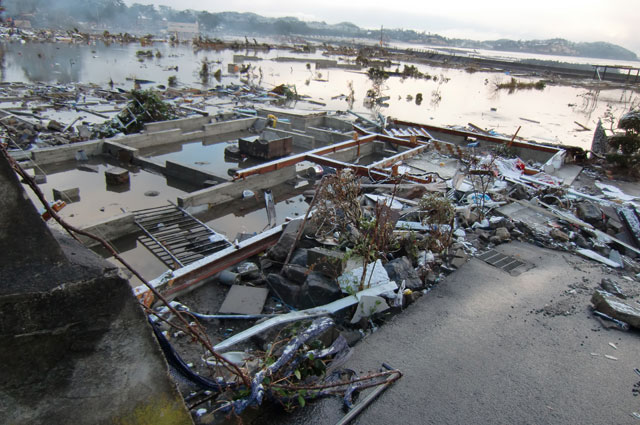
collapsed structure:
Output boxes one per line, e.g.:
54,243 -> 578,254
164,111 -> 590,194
1,24 -> 640,424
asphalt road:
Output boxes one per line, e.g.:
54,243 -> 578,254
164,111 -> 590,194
256,241 -> 640,425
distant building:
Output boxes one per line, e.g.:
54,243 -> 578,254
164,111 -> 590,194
166,21 -> 199,39
13,19 -> 32,29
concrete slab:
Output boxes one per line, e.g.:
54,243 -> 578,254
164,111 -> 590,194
218,285 -> 269,315
550,164 -> 583,186
256,241 -> 640,425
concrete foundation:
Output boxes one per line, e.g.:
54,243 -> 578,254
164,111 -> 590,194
178,165 -> 297,208
0,157 -> 192,424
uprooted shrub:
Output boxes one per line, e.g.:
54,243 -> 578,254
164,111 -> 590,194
607,109 -> 640,178
418,193 -> 455,253
92,89 -> 177,138
311,169 -> 399,290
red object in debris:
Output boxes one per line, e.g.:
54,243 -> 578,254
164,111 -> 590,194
514,159 -> 526,171
41,200 -> 66,221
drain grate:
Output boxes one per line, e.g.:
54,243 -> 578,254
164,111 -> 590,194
476,249 -> 529,276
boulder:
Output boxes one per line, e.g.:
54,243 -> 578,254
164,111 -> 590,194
383,256 -> 422,290
52,187 -> 79,203
105,166 -> 130,185
495,227 -> 510,241
600,278 -> 626,299
267,219 -> 302,262
550,228 -> 570,242
282,264 -> 309,284
299,272 -> 342,309
573,233 -> 591,249
592,290 -> 640,329
450,249 -> 469,268
576,202 -> 603,227
290,248 -> 308,267
47,119 -> 64,132
266,274 -> 300,307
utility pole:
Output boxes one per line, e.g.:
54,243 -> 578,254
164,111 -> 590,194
380,25 -> 383,47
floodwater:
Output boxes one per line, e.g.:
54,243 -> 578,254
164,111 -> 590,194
2,40 -> 639,150
141,131 -> 266,178
24,158 -> 197,227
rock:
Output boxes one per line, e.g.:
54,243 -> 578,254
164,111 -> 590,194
425,271 -> 438,285
404,290 -> 422,305
549,228 -> 570,242
282,264 -> 309,284
609,249 -> 623,268
267,219 -> 302,262
266,274 -> 300,307
340,329 -> 363,347
495,227 -> 510,241
105,166 -> 130,185
574,233 -> 591,249
77,124 -> 92,139
52,187 -> 80,203
47,119 -> 64,132
398,185 -> 427,200
383,256 -> 423,290
600,278 -> 626,299
299,272 -> 342,309
259,257 -> 273,271
592,290 -> 640,329
576,202 -> 603,228
489,216 -> 506,229
450,249 -> 469,268
289,248 -> 308,267
77,164 -> 99,173
307,247 -> 346,277
236,262 -> 260,280
510,185 -> 530,200
33,173 -> 47,184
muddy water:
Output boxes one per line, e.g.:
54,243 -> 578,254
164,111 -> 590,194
24,158 -> 197,227
2,40 -> 638,151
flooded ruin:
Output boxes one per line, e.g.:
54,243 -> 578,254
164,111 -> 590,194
2,6 -> 640,425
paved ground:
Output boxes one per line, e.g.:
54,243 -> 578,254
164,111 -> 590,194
256,241 -> 640,425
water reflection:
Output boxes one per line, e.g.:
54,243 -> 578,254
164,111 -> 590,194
1,41 -> 636,149
8,42 -> 82,83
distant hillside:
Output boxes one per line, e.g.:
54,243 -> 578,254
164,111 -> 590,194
3,0 -> 637,61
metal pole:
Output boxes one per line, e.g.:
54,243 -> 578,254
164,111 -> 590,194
335,366 -> 402,425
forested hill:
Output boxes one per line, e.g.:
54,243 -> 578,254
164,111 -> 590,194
3,0 -> 637,61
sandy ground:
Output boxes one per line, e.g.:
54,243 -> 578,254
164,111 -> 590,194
253,241 -> 640,425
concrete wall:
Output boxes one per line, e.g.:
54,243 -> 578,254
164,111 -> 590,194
78,212 -> 138,247
31,140 -> 103,165
165,160 -> 229,186
30,117 -> 258,166
257,108 -> 326,131
271,128 -> 316,150
256,116 -> 293,132
144,115 -> 212,133
306,127 -> 351,146
178,165 -> 297,208
0,158 -> 192,425
325,143 -> 375,163
203,117 -> 257,136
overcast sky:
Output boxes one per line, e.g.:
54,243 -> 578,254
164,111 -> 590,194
124,0 -> 640,54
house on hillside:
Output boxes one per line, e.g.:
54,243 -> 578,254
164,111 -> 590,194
167,21 -> 199,40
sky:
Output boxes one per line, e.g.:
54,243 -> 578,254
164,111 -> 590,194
124,0 -> 640,54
